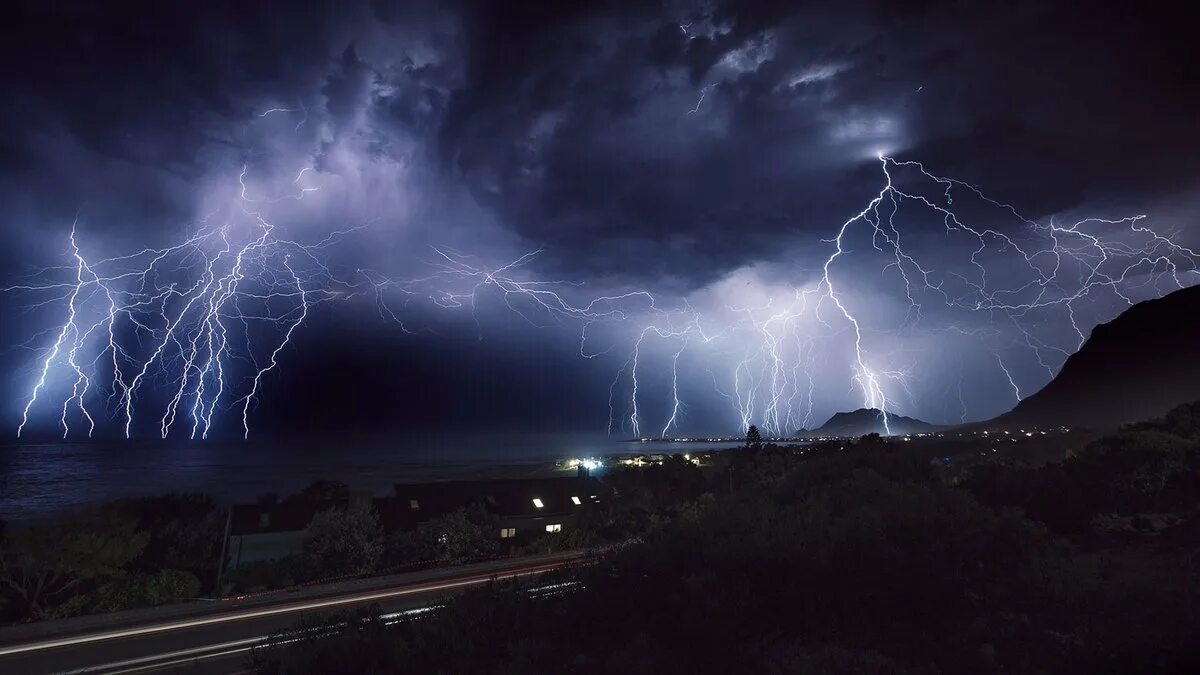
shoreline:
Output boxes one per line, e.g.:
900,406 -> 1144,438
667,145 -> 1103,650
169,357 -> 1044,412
0,439 -> 748,525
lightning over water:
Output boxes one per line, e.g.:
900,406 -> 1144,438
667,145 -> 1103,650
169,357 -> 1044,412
6,153 -> 1196,440
3,180 -> 354,439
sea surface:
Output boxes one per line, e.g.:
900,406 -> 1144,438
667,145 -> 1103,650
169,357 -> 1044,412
0,434 -> 735,524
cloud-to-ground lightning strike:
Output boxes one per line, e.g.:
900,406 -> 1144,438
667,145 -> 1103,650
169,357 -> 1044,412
3,169 -> 354,439
995,354 -> 1022,403
6,155 -> 1198,439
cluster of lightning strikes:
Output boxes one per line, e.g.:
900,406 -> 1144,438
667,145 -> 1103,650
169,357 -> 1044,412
2,170 -> 358,440
6,155 -> 1198,440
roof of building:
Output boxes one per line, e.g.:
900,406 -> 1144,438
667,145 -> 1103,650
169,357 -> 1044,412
392,476 -> 608,519
230,499 -> 336,535
230,476 -> 611,536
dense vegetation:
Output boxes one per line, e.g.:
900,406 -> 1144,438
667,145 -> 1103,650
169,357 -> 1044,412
0,483 -> 523,623
4,403 -> 1198,672
253,402 -> 1200,674
0,493 -> 222,622
227,499 -> 517,593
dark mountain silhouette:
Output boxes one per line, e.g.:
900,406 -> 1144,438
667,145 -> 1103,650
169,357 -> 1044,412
799,408 -> 941,438
987,284 -> 1200,431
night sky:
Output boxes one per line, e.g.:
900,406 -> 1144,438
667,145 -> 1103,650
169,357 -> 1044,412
1,0 -> 1197,442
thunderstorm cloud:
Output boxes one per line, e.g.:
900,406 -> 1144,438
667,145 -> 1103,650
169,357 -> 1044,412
1,0 -> 1197,439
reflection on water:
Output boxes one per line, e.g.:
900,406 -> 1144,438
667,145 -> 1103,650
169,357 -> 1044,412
0,435 -> 734,523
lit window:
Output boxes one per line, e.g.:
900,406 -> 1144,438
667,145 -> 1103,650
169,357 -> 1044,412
532,498 -> 544,509
500,527 -> 516,539
409,499 -> 419,510
545,523 -> 562,533
571,496 -> 582,505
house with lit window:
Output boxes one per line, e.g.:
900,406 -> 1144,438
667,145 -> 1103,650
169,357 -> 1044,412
226,476 -> 611,568
388,476 -> 607,541
226,490 -> 377,568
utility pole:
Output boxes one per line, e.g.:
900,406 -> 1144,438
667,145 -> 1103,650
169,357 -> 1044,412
213,506 -> 233,599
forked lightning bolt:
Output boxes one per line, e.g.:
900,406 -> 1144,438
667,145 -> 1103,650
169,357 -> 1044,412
6,154 -> 1197,439
5,173 -> 353,439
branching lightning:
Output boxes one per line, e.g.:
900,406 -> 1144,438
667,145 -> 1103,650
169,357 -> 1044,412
4,173 -> 353,439
6,154 -> 1197,439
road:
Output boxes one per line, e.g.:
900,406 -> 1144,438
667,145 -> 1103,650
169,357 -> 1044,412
0,552 -> 582,674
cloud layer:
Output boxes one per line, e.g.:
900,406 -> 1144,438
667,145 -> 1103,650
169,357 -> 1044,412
2,0 -> 1197,438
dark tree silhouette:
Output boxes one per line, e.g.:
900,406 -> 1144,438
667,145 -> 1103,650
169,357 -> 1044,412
745,425 -> 762,449
301,503 -> 382,577
0,512 -> 148,619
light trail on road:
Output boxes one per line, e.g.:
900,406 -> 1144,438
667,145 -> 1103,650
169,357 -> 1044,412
0,559 -> 573,660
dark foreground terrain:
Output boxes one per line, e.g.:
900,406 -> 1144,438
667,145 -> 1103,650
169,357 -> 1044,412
990,284 -> 1200,431
3,403 -> 1199,673
247,403 -> 1200,674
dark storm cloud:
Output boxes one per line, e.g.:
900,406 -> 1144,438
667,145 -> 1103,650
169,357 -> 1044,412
4,3 -> 339,168
0,0 -> 487,317
438,0 -> 1200,285
4,0 -> 1197,285
1,0 -> 1197,437
0,1 -> 450,241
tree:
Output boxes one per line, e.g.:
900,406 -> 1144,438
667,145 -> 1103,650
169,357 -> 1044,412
418,506 -> 498,562
290,480 -> 351,503
858,432 -> 886,449
0,512 -> 147,619
745,425 -> 763,450
122,493 -> 223,591
301,504 -> 382,579
51,569 -> 200,618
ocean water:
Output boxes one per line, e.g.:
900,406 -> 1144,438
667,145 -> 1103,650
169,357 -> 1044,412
0,435 -> 733,523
